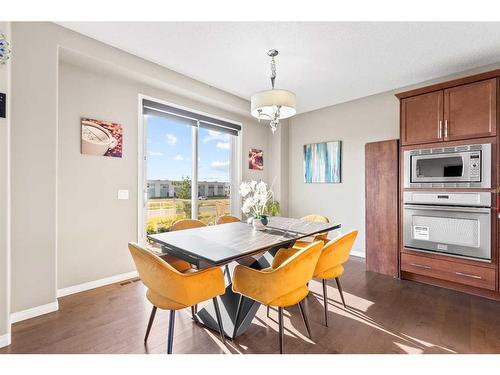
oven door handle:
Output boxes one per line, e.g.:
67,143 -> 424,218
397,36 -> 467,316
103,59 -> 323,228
403,204 -> 491,214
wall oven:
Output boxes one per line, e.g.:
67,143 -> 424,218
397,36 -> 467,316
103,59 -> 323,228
403,143 -> 491,188
403,192 -> 491,261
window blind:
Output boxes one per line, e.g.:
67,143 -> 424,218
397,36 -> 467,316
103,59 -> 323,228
142,99 -> 241,136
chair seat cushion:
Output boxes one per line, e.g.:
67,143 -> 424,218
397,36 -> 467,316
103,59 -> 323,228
159,254 -> 192,273
146,289 -> 187,310
268,286 -> 310,307
314,264 -> 344,279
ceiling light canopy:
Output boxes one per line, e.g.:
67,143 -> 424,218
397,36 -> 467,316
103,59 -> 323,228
250,49 -> 296,133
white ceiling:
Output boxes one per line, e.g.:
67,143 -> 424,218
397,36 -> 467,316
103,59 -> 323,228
58,22 -> 500,114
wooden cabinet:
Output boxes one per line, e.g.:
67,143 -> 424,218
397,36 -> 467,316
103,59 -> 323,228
444,79 -> 497,141
365,140 -> 399,277
400,78 -> 497,146
401,91 -> 443,145
401,252 -> 496,291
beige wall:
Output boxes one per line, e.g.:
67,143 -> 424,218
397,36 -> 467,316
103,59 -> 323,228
57,61 -> 268,289
0,21 -> 11,345
288,92 -> 400,255
10,22 -> 269,313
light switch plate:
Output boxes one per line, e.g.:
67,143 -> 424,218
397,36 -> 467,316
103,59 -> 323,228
117,189 -> 129,200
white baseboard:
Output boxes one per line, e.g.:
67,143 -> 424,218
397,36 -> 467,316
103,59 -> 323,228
11,301 -> 59,324
351,250 -> 366,259
0,333 -> 11,348
57,270 -> 138,298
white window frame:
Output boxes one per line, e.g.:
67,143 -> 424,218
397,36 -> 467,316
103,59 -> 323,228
137,94 -> 242,245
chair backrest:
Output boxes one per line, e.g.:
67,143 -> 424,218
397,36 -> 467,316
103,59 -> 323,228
215,201 -> 229,217
315,230 -> 358,274
216,215 -> 240,225
301,214 -> 330,241
301,214 -> 330,223
274,241 -> 324,290
128,242 -> 182,300
170,219 -> 206,231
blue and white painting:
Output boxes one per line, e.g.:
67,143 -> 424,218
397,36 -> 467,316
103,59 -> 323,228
303,141 -> 341,183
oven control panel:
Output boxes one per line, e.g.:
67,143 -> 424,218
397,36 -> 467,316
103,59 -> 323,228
469,153 -> 481,181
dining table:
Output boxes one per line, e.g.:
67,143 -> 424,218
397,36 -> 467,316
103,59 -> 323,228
148,216 -> 341,339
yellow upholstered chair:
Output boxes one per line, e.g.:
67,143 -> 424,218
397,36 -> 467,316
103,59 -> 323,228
314,230 -> 358,326
293,214 -> 331,249
170,218 -> 206,231
271,230 -> 358,326
159,219 -> 207,273
128,242 -> 226,354
216,215 -> 240,225
232,241 -> 324,354
215,200 -> 230,218
168,219 -> 207,316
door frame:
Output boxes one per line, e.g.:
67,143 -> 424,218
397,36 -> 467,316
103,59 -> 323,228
137,94 -> 242,245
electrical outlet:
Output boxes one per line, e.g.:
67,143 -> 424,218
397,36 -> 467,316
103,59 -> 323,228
117,189 -> 129,200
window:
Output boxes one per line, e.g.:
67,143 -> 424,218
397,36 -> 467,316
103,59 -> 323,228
140,98 -> 241,241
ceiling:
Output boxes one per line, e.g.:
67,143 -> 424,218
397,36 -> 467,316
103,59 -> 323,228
58,22 -> 500,114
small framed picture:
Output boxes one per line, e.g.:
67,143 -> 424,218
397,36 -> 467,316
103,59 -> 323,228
81,118 -> 123,158
249,148 -> 263,170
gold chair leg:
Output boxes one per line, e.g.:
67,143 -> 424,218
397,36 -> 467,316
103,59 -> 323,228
335,277 -> 347,308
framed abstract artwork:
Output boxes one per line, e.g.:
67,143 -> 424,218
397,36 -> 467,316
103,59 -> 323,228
303,141 -> 342,183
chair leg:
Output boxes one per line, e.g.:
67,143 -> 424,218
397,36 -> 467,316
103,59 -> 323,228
298,300 -> 312,340
335,277 -> 347,308
322,279 -> 328,327
144,306 -> 157,343
233,294 -> 244,339
167,310 -> 176,354
278,307 -> 284,354
191,305 -> 198,322
212,297 -> 226,344
224,264 -> 232,284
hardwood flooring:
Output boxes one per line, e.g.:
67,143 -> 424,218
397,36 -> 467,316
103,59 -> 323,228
1,257 -> 499,354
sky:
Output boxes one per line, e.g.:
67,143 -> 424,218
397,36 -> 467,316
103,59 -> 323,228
146,114 -> 231,182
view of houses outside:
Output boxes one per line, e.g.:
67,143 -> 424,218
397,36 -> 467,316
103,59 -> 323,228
146,179 -> 230,233
146,114 -> 232,234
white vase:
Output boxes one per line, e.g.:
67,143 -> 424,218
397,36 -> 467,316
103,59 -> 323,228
252,217 -> 266,231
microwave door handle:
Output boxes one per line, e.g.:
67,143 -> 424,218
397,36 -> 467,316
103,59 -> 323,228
403,205 -> 490,214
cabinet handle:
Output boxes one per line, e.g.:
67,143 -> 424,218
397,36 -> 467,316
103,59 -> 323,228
438,120 -> 442,139
444,119 -> 448,138
410,263 -> 431,269
455,271 -> 482,280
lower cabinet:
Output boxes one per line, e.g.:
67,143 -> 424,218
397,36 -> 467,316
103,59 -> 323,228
401,252 -> 496,291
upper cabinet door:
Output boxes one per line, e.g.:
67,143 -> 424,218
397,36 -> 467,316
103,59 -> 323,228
401,91 -> 443,146
444,78 -> 497,141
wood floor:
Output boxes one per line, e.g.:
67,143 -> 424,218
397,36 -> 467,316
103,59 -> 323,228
1,257 -> 500,354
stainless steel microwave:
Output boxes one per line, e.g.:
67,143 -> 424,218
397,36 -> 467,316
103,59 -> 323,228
403,143 -> 491,188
